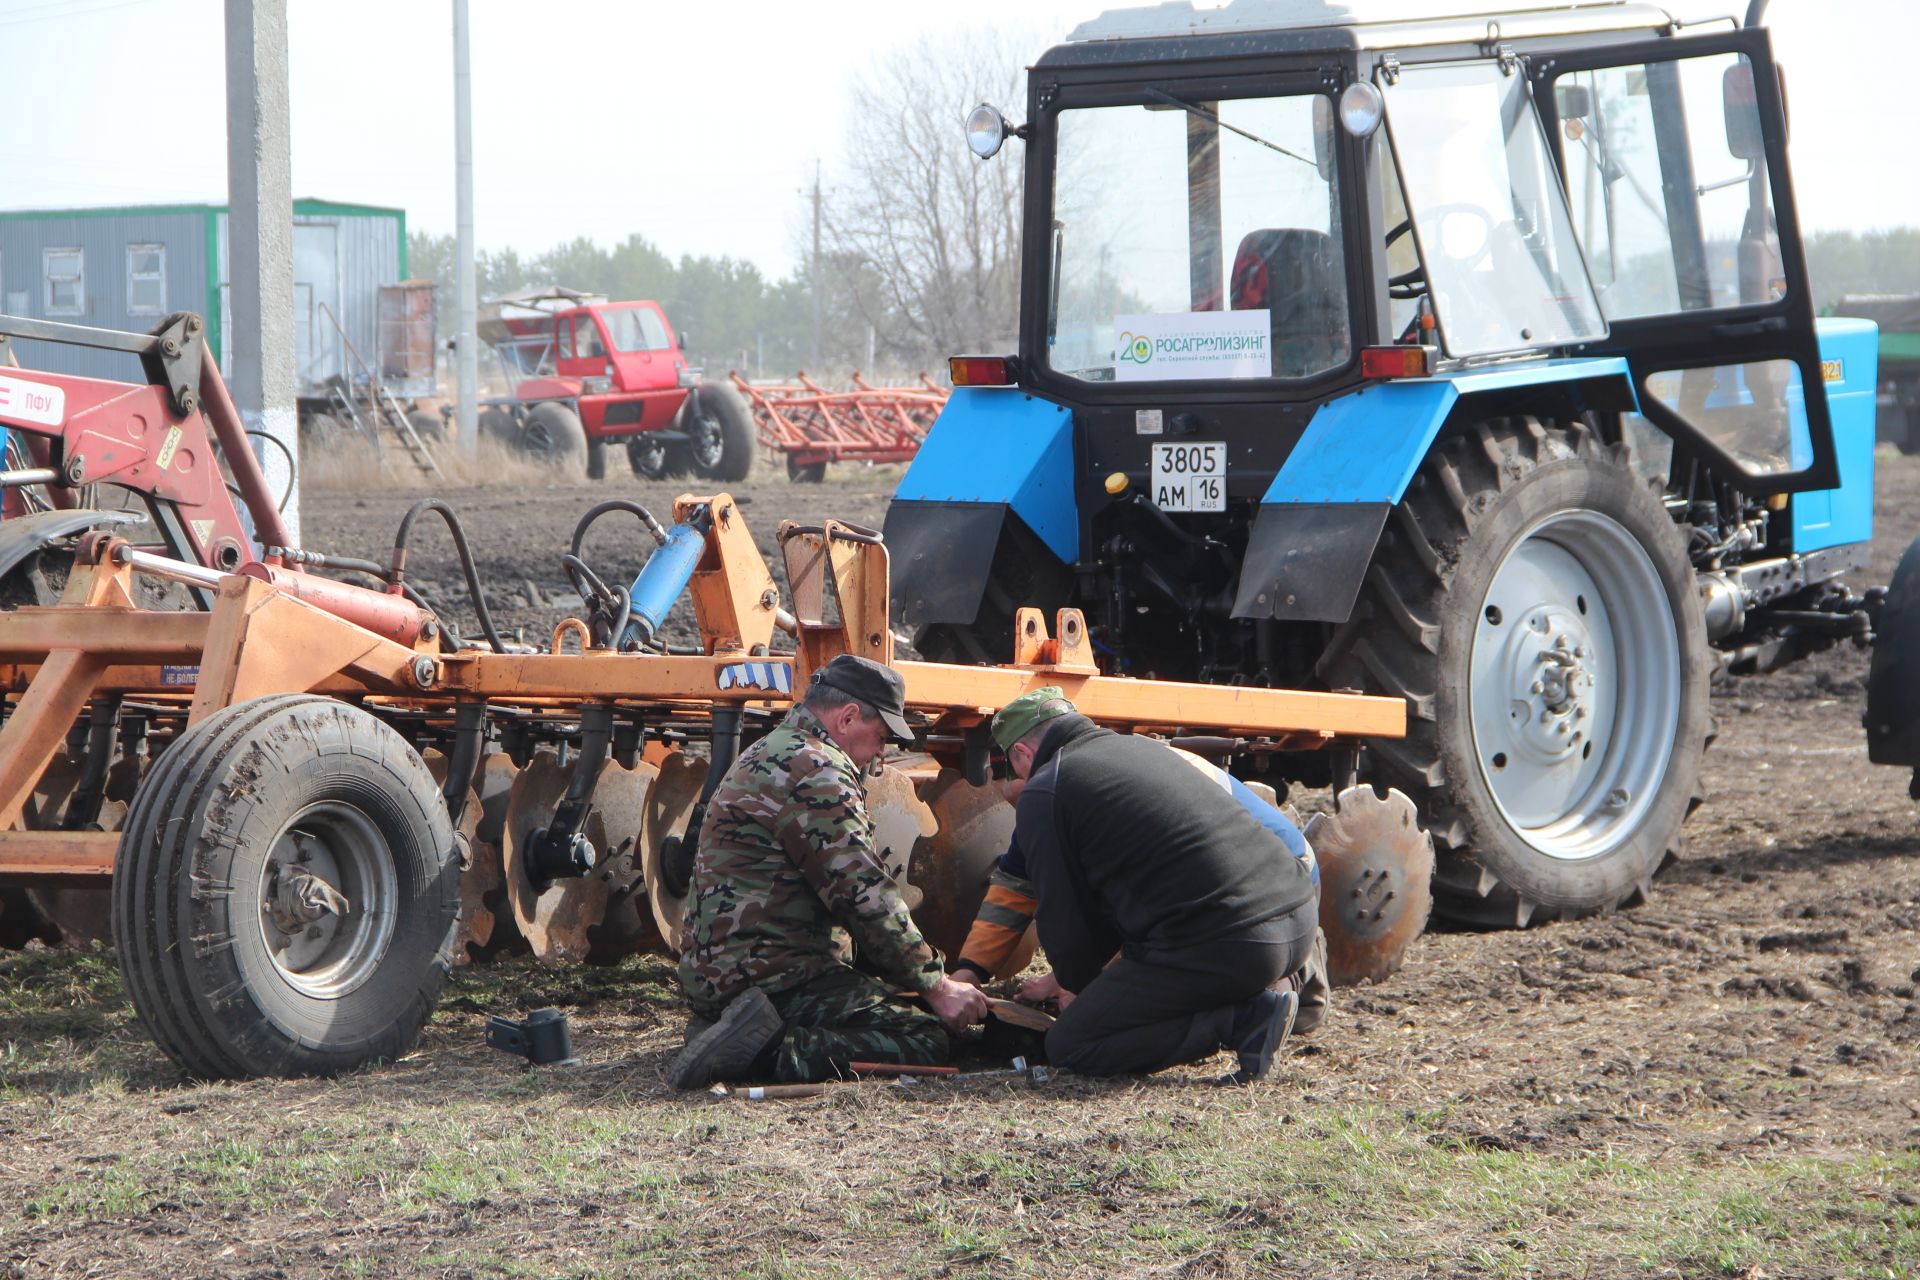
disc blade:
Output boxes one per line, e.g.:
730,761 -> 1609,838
1305,785 -> 1434,987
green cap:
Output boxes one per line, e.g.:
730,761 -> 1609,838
990,686 -> 1075,753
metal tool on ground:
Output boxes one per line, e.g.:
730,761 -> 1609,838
484,1007 -> 579,1067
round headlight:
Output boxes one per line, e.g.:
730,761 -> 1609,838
1339,81 -> 1385,138
966,103 -> 1008,159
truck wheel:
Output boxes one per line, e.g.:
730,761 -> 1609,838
1317,419 -> 1711,927
523,403 -> 586,465
111,694 -> 460,1078
682,384 -> 756,482
627,434 -> 680,480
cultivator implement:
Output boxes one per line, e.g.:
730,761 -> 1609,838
0,312 -> 1420,1079
729,371 -> 947,481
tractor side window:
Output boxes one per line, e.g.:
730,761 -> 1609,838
557,318 -> 577,361
576,317 -> 605,360
1048,90 -> 1349,384
1557,52 -> 1781,320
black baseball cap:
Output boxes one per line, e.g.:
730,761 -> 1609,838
810,654 -> 917,745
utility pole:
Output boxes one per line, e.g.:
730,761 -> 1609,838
224,0 -> 297,542
453,0 -> 478,457
810,163 -> 822,370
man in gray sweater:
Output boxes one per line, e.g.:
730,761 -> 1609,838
994,690 -> 1318,1082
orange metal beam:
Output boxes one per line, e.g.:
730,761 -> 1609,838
0,609 -> 208,662
0,830 -> 116,880
894,660 -> 1407,739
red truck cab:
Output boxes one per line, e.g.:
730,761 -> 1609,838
503,300 -> 754,481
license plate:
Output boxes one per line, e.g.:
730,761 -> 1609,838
1150,441 -> 1226,512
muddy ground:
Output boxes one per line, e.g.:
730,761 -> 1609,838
0,451 -> 1916,1278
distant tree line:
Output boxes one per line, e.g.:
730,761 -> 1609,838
1805,228 -> 1920,310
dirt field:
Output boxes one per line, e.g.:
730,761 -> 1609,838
0,451 -> 1916,1279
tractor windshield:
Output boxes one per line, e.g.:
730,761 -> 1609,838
1046,90 -> 1350,384
601,306 -> 673,353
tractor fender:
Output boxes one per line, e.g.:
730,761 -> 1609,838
0,508 -> 141,581
1232,358 -> 1636,624
1866,528 -> 1920,772
885,388 -> 1075,629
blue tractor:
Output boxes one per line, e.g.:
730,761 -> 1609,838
886,0 -> 1920,927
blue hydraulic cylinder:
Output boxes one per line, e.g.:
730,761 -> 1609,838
620,514 -> 709,649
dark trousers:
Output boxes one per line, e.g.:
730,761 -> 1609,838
1045,898 -> 1318,1077
764,965 -> 950,1083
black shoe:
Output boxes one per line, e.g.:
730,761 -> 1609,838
668,988 -> 783,1090
1220,989 -> 1297,1085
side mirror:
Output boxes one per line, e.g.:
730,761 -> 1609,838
1555,83 -> 1592,121
1722,62 -> 1765,161
678,330 -> 691,352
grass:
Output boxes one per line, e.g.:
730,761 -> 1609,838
2,945 -> 1916,1278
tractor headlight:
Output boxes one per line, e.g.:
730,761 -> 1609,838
966,103 -> 1010,159
582,376 -> 611,394
1339,81 -> 1385,138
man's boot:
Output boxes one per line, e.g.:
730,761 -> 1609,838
1291,927 -> 1331,1036
1220,988 -> 1297,1085
668,987 -> 784,1090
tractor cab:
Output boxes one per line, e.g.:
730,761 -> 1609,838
993,0 -> 1833,494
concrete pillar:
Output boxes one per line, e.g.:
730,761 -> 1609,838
454,0 -> 479,456
224,0 -> 299,544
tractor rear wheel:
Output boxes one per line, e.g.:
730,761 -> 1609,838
682,384 -> 756,482
1317,419 -> 1710,927
111,694 -> 460,1078
523,403 -> 586,466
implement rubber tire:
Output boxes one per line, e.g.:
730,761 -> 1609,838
683,384 -> 756,482
111,695 -> 460,1079
627,433 -> 681,480
1317,419 -> 1710,928
479,407 -> 519,447
586,437 -> 608,481
787,456 -> 827,484
524,402 -> 586,466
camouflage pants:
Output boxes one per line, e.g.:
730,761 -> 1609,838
764,965 -> 950,1083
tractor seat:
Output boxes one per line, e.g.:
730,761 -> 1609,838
1228,228 -> 1349,378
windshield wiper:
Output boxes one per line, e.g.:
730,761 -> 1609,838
1144,87 -> 1318,169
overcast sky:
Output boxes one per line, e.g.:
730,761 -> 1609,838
0,0 -> 1912,282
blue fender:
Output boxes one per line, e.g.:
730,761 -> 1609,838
886,388 -> 1076,629
1232,357 -> 1635,623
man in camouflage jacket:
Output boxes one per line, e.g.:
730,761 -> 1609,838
669,654 -> 989,1089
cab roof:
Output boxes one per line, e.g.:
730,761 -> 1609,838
1046,1 -> 1694,63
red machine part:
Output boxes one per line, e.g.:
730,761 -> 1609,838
729,371 -> 948,470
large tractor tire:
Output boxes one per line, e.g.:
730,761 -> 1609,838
111,694 -> 460,1078
1318,418 -> 1711,927
1866,530 -> 1920,799
523,402 -> 587,466
681,383 -> 756,482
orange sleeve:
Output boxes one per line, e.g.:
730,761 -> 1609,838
955,879 -> 1037,981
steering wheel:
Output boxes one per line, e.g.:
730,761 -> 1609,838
1385,217 -> 1425,300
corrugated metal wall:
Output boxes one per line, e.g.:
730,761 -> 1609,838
217,207 -> 403,395
0,204 -> 404,398
0,209 -> 209,381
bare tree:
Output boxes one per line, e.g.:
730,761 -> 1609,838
822,28 -> 1030,370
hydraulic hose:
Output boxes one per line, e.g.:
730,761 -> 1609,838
389,499 -> 508,654
569,499 -> 670,558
